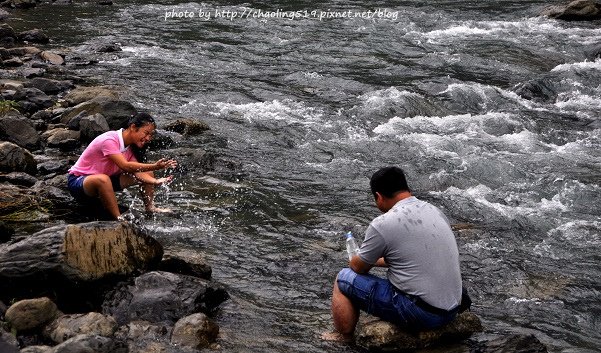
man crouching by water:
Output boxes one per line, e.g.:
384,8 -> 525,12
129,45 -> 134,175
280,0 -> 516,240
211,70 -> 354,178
67,112 -> 177,220
322,166 -> 463,342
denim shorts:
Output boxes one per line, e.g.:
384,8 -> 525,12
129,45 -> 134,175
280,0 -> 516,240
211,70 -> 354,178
67,173 -> 122,202
337,268 -> 457,330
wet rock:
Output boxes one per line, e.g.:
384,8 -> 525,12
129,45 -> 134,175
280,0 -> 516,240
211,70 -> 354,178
159,247 -> 212,280
0,24 -> 17,44
39,51 -> 64,66
5,0 -> 36,9
37,159 -> 70,175
22,68 -> 46,79
79,113 -> 110,142
0,221 -> 14,243
163,118 -> 210,136
20,346 -> 53,353
5,297 -> 58,332
65,111 -> 84,130
474,334 -> 548,353
170,313 -> 218,350
0,329 -> 19,353
41,128 -> 80,150
94,44 -> 122,53
115,320 -> 178,353
583,43 -> 601,60
170,147 -> 215,173
102,271 -> 228,326
18,29 -> 49,44
513,78 -> 558,103
31,110 -> 52,122
44,312 -> 118,344
3,58 -> 24,67
12,87 -> 54,114
24,78 -> 73,95
0,141 -> 37,173
0,114 -> 40,150
51,334 -> 127,353
0,171 -> 38,187
0,222 -> 164,294
356,312 -> 483,351
145,129 -> 176,150
62,86 -> 121,106
0,9 -> 10,20
98,0 -> 113,5
541,0 -> 601,21
60,99 -> 136,130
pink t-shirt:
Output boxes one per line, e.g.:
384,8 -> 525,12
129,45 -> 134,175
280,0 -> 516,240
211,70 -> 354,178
69,130 -> 136,176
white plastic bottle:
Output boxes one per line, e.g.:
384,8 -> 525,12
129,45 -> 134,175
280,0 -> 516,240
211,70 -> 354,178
345,231 -> 360,260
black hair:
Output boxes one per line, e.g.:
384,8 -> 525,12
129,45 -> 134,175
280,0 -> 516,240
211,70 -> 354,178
370,166 -> 411,198
127,112 -> 156,162
127,112 -> 156,128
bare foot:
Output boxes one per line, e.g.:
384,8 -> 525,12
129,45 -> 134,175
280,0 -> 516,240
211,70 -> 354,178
146,207 -> 172,214
320,331 -> 353,343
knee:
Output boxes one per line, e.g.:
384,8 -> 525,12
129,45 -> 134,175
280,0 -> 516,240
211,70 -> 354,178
89,174 -> 113,189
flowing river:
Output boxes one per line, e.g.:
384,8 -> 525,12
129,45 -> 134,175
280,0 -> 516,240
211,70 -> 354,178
8,0 -> 601,352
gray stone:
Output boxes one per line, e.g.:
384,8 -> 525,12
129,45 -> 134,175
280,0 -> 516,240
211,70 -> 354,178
0,24 -> 17,42
541,0 -> 601,21
37,159 -> 70,175
18,29 -> 49,44
0,141 -> 37,173
41,128 -> 80,150
94,44 -> 122,53
102,271 -> 228,325
0,172 -> 38,187
79,114 -> 110,142
24,78 -> 73,95
170,313 -> 218,350
22,68 -> 46,79
0,9 -> 10,21
115,320 -> 178,353
7,47 -> 42,56
476,334 -> 548,353
60,99 -> 136,130
163,118 -> 209,136
52,334 -> 127,353
5,297 -> 58,332
0,184 -> 49,222
12,87 -> 54,114
44,312 -> 118,344
62,86 -> 121,106
3,58 -> 24,67
356,312 -> 483,351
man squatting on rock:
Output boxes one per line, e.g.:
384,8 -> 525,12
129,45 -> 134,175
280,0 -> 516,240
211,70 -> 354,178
324,166 -> 463,341
67,112 -> 177,220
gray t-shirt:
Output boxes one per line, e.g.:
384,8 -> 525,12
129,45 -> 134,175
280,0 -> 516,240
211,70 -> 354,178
358,196 -> 462,311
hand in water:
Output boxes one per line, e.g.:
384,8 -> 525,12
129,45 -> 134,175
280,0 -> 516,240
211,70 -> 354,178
156,158 -> 178,169
155,175 -> 174,185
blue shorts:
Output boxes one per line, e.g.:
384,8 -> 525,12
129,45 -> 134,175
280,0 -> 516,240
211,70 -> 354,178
67,173 -> 122,203
337,268 -> 457,330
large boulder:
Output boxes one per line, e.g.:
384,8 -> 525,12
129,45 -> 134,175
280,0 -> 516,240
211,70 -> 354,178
0,142 -> 37,174
0,115 -> 40,151
60,99 -> 136,130
170,313 -> 218,350
356,312 -> 483,351
541,0 -> 601,20
79,114 -> 110,142
24,78 -> 73,95
102,271 -> 228,326
4,297 -> 58,332
44,312 -> 118,344
0,222 -> 164,293
62,86 -> 121,106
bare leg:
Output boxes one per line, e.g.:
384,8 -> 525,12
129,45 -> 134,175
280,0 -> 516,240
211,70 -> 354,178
82,174 -> 120,219
120,173 -> 171,213
322,275 -> 359,342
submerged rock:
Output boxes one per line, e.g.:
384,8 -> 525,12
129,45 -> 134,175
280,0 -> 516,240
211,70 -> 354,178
163,118 -> 210,136
473,334 -> 548,353
541,0 -> 601,21
356,312 -> 483,351
102,271 -> 228,326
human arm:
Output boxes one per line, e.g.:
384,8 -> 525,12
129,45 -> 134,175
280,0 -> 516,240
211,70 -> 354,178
133,171 -> 174,185
349,256 -> 387,274
108,153 -> 177,174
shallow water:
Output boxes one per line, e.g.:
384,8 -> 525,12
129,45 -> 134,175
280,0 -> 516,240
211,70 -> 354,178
8,1 -> 601,351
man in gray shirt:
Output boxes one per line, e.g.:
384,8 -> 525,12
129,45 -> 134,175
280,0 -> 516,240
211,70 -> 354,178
323,166 -> 463,342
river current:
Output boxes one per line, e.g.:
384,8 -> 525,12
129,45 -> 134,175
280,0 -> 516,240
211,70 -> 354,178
9,1 -> 601,352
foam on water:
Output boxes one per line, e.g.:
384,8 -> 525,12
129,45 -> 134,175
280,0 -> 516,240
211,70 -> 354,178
212,100 -> 325,126
551,58 -> 601,73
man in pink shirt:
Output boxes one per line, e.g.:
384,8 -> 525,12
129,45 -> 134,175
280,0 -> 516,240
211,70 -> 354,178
67,112 -> 177,220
